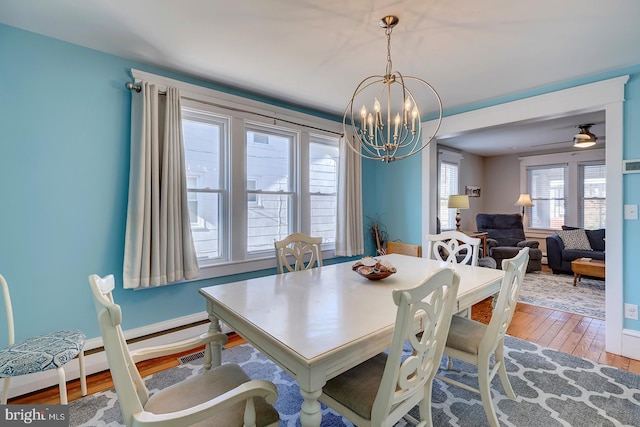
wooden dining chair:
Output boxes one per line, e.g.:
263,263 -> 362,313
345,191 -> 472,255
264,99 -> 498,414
88,274 -> 280,427
386,241 -> 422,257
318,268 -> 459,427
426,230 -> 481,266
435,247 -> 529,427
274,232 -> 323,274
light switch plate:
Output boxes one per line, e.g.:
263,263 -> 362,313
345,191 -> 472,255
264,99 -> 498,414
624,204 -> 638,220
624,303 -> 639,320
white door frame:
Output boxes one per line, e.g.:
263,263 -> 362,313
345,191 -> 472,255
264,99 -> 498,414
422,76 -> 628,355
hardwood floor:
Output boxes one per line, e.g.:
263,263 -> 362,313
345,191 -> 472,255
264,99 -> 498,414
10,292 -> 640,405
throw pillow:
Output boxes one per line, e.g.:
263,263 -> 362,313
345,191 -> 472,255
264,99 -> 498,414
557,229 -> 593,251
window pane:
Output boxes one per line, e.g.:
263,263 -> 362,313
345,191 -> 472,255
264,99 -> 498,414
529,166 -> 566,229
581,163 -> 606,229
310,140 -> 338,243
246,131 -> 291,191
183,112 -> 225,263
188,191 -> 221,260
311,194 -> 336,243
439,161 -> 458,230
247,193 -> 291,252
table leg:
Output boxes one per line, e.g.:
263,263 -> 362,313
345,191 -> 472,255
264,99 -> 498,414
573,273 -> 580,286
205,299 -> 224,370
299,388 -> 322,427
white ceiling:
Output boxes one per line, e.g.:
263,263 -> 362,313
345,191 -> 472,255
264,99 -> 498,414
1,0 -> 637,156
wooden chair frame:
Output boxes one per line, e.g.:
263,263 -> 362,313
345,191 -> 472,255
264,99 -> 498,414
386,241 -> 422,257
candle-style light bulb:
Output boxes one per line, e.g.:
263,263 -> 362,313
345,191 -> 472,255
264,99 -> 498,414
367,113 -> 374,138
394,113 -> 400,137
360,105 -> 367,134
374,98 -> 382,128
404,99 -> 412,126
411,106 -> 419,132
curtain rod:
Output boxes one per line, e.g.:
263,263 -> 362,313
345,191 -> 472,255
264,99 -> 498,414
125,82 -> 343,137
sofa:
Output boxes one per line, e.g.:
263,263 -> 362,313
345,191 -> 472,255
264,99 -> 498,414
546,226 -> 605,275
476,213 -> 543,273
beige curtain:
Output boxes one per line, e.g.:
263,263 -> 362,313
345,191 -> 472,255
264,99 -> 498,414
335,135 -> 364,256
123,83 -> 199,289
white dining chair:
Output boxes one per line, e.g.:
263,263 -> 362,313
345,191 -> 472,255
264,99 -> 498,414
0,274 -> 86,404
436,247 -> 529,427
426,230 -> 481,266
88,274 -> 280,427
274,232 -> 323,273
318,268 -> 460,427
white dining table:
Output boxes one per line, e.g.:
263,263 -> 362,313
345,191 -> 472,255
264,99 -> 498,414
198,253 -> 505,427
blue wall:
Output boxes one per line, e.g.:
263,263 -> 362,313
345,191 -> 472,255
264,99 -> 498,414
1,23 -> 639,345
0,24 -> 343,343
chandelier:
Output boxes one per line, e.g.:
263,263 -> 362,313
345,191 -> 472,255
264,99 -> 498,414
344,15 -> 443,162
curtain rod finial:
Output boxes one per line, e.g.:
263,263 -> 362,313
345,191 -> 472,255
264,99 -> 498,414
126,82 -> 141,93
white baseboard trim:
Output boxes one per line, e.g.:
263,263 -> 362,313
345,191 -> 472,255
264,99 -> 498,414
621,328 -> 640,360
7,312 -> 233,400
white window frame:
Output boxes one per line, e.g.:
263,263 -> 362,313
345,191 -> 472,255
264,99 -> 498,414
131,69 -> 342,280
519,149 -> 605,231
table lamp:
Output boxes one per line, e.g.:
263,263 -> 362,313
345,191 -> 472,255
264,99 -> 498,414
514,193 -> 534,215
448,195 -> 469,231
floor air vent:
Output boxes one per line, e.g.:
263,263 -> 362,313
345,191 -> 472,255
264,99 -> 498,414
178,350 -> 205,364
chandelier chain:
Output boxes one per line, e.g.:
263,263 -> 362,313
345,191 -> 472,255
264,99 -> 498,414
385,27 -> 393,77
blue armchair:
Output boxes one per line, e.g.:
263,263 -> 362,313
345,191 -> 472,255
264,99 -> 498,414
476,213 -> 543,273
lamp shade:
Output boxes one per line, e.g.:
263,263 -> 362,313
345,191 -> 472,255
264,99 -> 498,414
573,124 -> 597,148
514,193 -> 534,207
448,195 -> 469,209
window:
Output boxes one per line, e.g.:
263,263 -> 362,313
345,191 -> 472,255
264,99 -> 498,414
580,163 -> 606,229
247,179 -> 261,207
182,108 -> 227,263
309,137 -> 339,244
528,165 -> 567,229
181,103 -> 340,274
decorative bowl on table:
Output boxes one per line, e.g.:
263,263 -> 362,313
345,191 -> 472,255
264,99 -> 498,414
352,257 -> 397,280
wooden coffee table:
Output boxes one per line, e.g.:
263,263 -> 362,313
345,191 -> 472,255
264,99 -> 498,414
571,258 -> 605,286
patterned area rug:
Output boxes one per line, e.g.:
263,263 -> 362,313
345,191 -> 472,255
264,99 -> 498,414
70,337 -> 640,426
519,271 -> 605,319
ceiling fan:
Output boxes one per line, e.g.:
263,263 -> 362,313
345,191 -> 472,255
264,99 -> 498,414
572,124 -> 598,148
531,123 -> 605,149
